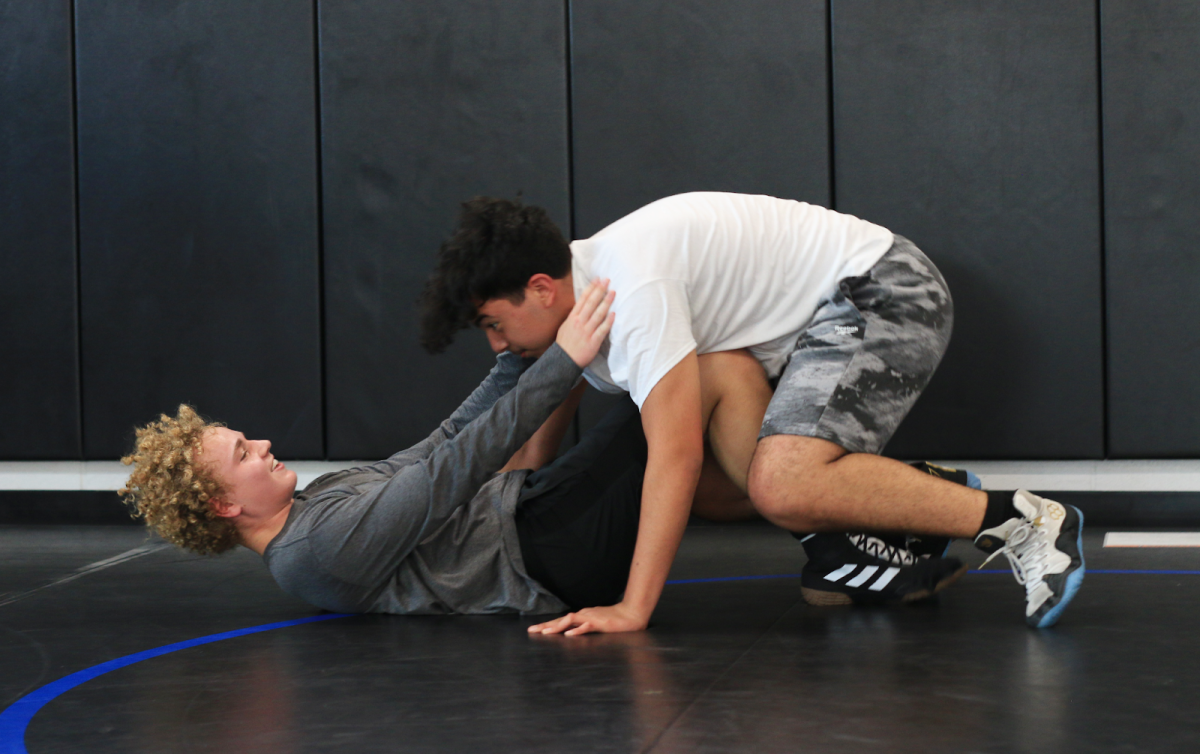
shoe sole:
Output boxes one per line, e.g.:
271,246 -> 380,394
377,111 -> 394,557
1032,507 -> 1086,629
801,562 -> 969,607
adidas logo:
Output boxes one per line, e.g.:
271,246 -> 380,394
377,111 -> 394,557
834,325 -> 860,336
823,563 -> 901,591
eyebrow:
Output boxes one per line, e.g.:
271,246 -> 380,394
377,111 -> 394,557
473,313 -> 492,327
231,437 -> 244,463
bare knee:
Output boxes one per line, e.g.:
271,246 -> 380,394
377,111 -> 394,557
747,436 -> 845,531
748,465 -> 825,531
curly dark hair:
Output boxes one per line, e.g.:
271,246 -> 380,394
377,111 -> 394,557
418,196 -> 571,353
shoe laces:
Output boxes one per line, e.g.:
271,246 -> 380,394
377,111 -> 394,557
848,534 -> 919,566
980,519 -> 1049,592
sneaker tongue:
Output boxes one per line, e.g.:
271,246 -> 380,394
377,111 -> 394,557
1013,490 -> 1041,519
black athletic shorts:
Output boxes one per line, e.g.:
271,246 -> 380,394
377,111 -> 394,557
515,399 -> 645,611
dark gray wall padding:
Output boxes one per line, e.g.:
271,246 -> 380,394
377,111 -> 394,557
570,0 -> 831,239
76,0 -> 323,458
320,0 -> 571,458
1102,1 -> 1200,457
0,0 -> 81,458
833,0 -> 1105,459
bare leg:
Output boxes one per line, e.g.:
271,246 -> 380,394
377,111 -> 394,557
693,351 -> 987,539
697,350 -> 773,491
747,436 -> 987,538
691,445 -> 759,522
690,350 -> 773,521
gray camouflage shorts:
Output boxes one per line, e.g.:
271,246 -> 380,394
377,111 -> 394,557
759,236 -> 953,454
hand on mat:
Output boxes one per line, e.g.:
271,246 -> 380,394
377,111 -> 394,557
556,278 -> 615,368
527,602 -> 648,637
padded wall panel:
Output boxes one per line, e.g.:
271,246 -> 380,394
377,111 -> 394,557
1103,2 -> 1200,457
77,1 -> 323,458
570,0 -> 830,239
834,0 -> 1104,458
0,1 -> 80,458
321,1 -> 570,458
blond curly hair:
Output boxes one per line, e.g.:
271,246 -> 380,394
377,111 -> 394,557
120,405 -> 240,555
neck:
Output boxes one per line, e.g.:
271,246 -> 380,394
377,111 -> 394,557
238,500 -> 294,556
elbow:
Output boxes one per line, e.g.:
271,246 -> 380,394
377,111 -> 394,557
649,434 -> 705,479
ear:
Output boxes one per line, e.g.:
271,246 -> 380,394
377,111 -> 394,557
209,496 -> 241,520
525,273 -> 559,307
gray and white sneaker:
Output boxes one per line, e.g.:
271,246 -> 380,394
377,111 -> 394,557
975,490 -> 1086,628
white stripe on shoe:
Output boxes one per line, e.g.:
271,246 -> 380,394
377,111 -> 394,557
868,567 -> 901,591
824,564 -> 858,582
846,566 -> 879,587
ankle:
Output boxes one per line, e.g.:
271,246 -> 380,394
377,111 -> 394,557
975,490 -> 1020,539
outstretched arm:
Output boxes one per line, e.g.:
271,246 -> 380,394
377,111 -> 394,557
386,280 -> 615,518
314,282 -> 615,584
363,283 -> 604,477
529,351 -> 703,635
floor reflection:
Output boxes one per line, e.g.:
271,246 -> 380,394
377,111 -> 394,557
529,630 -> 686,748
1011,630 -> 1079,754
133,637 -> 298,753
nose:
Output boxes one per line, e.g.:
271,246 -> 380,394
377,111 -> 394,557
486,329 -> 508,354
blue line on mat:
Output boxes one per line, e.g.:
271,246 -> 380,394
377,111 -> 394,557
0,613 -> 351,754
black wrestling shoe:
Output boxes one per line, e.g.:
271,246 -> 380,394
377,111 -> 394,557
800,532 -> 968,606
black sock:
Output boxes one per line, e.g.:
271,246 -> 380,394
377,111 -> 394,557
975,490 -> 1020,537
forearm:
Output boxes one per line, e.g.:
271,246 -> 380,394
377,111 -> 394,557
621,447 -> 703,620
619,351 -> 704,622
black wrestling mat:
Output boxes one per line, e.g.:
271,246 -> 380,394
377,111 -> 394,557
3,521 -> 1198,753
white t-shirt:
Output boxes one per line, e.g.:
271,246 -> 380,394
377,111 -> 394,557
571,192 -> 895,407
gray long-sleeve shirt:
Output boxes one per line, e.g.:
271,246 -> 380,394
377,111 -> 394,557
262,345 -> 580,616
